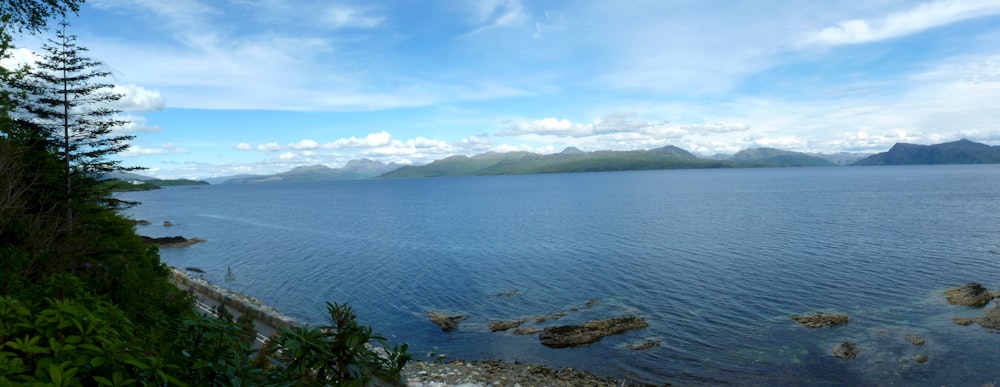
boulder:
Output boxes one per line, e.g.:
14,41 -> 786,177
539,316 -> 648,348
163,221 -> 174,226
427,312 -> 466,332
944,283 -> 995,306
792,312 -> 849,328
913,355 -> 928,363
832,342 -> 859,360
133,219 -> 151,226
140,235 -> 205,248
488,318 -> 527,332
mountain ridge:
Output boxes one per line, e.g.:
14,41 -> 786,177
853,139 -> 1000,165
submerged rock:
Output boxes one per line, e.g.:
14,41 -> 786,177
495,290 -> 517,297
133,219 -> 151,226
832,342 -> 859,360
913,355 -> 929,363
944,283 -> 996,306
539,316 -> 648,348
141,235 -> 205,248
905,334 -> 925,346
952,317 -> 976,326
535,312 -> 566,323
488,318 -> 528,332
792,312 -> 849,328
625,339 -> 662,350
163,221 -> 174,226
976,306 -> 1000,330
427,312 -> 467,332
513,327 -> 542,335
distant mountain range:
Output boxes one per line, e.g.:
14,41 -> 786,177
379,145 -> 841,178
219,158 -> 401,184
853,139 -> 1000,165
135,139 -> 998,184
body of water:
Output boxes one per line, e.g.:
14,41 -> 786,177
119,165 -> 1000,385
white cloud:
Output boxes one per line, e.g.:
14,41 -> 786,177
322,131 -> 393,149
235,143 -> 252,150
289,139 -> 320,150
114,114 -> 162,133
497,113 -> 674,138
110,84 -> 165,112
0,47 -> 40,68
121,143 -> 186,157
460,0 -> 527,36
325,5 -> 384,29
257,142 -> 282,152
802,0 -> 1000,47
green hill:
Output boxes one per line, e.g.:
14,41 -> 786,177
731,148 -> 835,167
225,159 -> 400,183
854,139 -> 1000,165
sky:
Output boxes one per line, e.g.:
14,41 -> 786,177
8,0 -> 1000,178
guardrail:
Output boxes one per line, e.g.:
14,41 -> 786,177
193,299 -> 272,347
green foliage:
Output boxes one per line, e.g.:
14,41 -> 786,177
1,12 -> 409,386
267,302 -> 411,385
0,0 -> 82,34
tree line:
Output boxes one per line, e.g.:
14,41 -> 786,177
1,3 -> 409,385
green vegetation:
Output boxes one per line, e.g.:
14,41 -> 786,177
102,179 -> 210,192
854,139 -> 1000,165
1,6 -> 409,386
730,148 -> 835,167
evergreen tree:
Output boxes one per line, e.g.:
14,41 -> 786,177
13,21 -> 137,222
0,0 -> 81,33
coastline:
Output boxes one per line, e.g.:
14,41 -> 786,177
168,269 -> 629,386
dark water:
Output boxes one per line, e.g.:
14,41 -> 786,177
120,165 -> 1000,385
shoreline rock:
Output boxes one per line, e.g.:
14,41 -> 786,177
428,312 -> 467,332
539,316 -> 649,348
792,312 -> 849,328
403,359 -> 621,387
944,283 -> 996,306
141,235 -> 205,248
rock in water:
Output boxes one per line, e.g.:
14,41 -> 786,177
539,316 -> 648,348
976,306 -> 1000,330
488,319 -> 527,332
140,235 -> 205,248
427,312 -> 467,332
833,342 -> 859,360
626,339 -> 662,350
792,312 -> 849,328
513,327 -> 542,335
905,334 -> 925,346
944,283 -> 996,306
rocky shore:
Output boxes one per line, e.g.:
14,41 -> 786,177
402,360 -> 622,387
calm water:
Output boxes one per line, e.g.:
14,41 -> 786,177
120,165 -> 1000,385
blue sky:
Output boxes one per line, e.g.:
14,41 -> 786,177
10,0 -> 1000,178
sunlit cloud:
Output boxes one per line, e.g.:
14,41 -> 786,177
801,0 -> 1000,47
121,143 -> 186,157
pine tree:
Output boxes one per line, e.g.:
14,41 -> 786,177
13,21 -> 137,223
